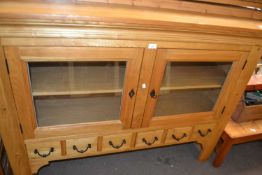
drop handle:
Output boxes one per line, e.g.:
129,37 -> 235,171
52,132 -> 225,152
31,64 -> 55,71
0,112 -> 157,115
142,137 -> 158,146
109,139 -> 126,149
198,129 -> 212,137
73,144 -> 92,153
150,89 -> 158,99
172,133 -> 187,141
34,147 -> 54,158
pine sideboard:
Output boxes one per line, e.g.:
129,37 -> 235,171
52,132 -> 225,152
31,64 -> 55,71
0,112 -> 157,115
0,1 -> 262,174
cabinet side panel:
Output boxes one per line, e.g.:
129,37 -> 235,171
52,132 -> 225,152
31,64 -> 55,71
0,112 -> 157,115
4,47 -> 36,139
0,45 -> 32,174
199,46 -> 262,160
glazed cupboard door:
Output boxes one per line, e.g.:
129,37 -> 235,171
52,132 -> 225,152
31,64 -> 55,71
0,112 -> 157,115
142,49 -> 248,127
4,47 -> 143,139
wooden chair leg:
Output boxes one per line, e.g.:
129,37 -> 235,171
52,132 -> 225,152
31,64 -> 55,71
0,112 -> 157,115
213,132 -> 233,167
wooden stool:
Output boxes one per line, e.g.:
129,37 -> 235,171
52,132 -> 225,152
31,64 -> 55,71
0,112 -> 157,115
213,119 -> 262,167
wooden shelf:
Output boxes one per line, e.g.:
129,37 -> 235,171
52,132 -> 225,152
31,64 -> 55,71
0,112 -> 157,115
35,96 -> 122,127
225,119 -> 262,139
29,62 -> 126,97
160,84 -> 221,91
32,89 -> 123,97
160,62 -> 229,91
156,89 -> 220,116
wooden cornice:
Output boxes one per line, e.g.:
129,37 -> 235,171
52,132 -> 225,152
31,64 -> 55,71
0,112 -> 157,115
0,2 -> 262,38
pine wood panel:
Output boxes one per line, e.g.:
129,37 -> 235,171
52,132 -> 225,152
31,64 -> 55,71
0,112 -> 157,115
0,38 -> 254,51
26,140 -> 61,160
165,127 -> 192,144
198,46 -> 262,161
135,130 -> 164,148
0,2 -> 262,38
66,137 -> 97,157
102,133 -> 132,152
191,123 -> 216,140
4,47 -> 144,137
142,49 -> 245,127
0,43 -> 32,175
1,26 -> 262,47
225,119 -> 262,138
76,0 -> 262,20
131,49 -> 156,128
195,0 -> 262,8
4,47 -> 36,139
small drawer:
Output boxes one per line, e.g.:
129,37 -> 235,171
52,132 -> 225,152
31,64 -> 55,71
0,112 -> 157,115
165,127 -> 192,144
102,133 -> 132,152
136,130 -> 163,148
66,137 -> 97,157
192,123 -> 216,139
26,141 -> 61,160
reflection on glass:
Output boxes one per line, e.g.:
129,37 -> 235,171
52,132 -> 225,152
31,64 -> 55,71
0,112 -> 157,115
29,62 -> 126,126
155,62 -> 231,116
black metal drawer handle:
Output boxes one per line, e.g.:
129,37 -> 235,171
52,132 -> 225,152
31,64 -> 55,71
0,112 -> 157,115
73,144 -> 92,154
198,129 -> 212,137
150,89 -> 158,99
34,147 -> 54,158
129,89 -> 135,98
172,133 -> 187,141
142,137 -> 158,146
109,139 -> 126,149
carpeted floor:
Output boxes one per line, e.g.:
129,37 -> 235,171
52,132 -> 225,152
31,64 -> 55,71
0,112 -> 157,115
39,141 -> 262,175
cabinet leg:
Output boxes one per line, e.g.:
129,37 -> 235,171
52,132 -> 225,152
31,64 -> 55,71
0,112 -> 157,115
213,133 -> 233,167
198,130 -> 227,161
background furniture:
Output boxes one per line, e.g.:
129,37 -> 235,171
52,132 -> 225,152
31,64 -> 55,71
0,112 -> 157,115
214,64 -> 262,167
213,119 -> 262,167
232,64 -> 262,122
0,1 -> 262,175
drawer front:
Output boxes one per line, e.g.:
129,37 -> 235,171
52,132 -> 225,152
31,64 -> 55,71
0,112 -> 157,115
165,127 -> 192,144
136,130 -> 163,148
26,141 -> 61,160
192,123 -> 216,140
102,133 -> 132,152
66,137 -> 97,157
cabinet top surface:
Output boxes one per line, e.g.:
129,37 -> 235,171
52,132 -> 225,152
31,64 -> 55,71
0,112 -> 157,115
0,2 -> 262,38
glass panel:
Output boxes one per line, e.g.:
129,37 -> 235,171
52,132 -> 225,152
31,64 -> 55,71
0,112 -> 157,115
28,62 -> 126,126
155,62 -> 231,117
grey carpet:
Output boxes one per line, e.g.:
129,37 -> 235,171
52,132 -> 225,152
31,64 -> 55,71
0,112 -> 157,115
39,141 -> 262,175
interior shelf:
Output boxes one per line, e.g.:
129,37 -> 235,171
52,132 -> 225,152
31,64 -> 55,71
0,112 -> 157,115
35,96 -> 122,127
32,89 -> 123,97
156,89 -> 220,116
160,62 -> 230,90
29,62 -> 126,97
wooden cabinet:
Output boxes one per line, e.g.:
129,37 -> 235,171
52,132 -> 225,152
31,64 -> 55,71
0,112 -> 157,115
0,2 -> 262,175
6,46 -> 255,173
4,47 -> 143,138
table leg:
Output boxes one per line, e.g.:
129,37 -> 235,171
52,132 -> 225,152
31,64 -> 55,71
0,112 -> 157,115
213,132 -> 233,167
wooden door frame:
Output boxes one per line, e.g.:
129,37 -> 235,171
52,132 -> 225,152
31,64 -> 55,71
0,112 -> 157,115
0,44 -> 31,174
4,47 -> 144,139
142,49 -> 249,127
